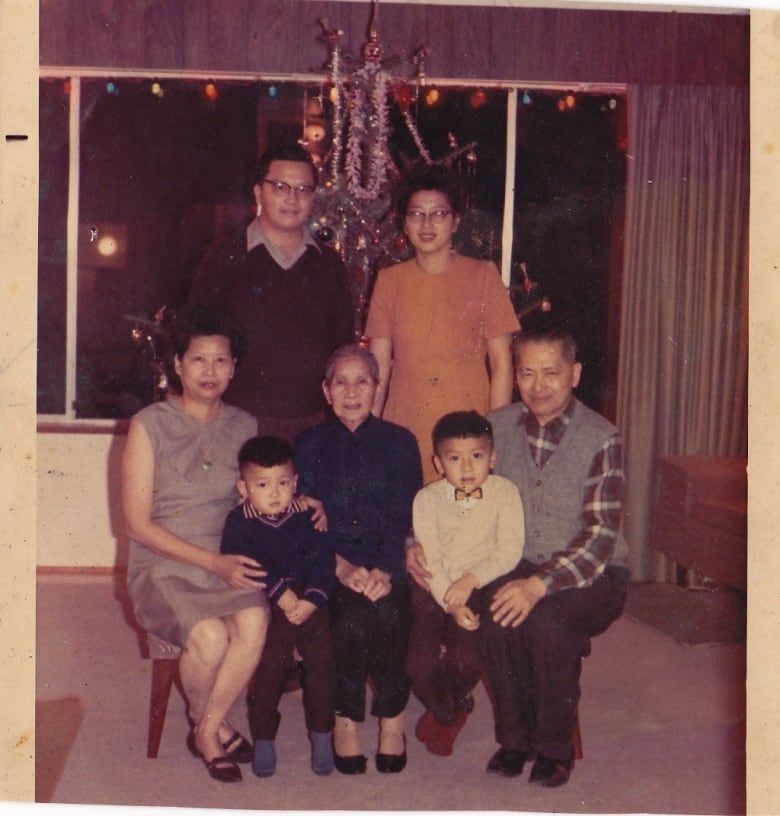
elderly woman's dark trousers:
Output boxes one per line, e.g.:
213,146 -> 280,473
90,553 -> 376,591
480,560 -> 629,761
329,578 -> 411,721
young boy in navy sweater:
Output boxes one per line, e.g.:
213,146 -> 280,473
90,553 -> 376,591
221,435 -> 336,778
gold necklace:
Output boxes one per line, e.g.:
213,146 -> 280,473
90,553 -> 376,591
188,402 -> 223,471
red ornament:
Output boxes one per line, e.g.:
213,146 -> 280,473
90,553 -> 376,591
393,82 -> 413,114
470,89 -> 487,109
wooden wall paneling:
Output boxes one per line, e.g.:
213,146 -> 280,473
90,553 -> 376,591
143,0 -> 186,70
543,8 -> 629,85
71,0 -> 148,68
204,0 -> 249,72
523,7 -> 560,82
429,5 -> 493,79
247,1 -> 323,75
182,1 -> 210,70
573,10 -> 627,85
38,1 -> 748,89
545,9 -> 593,83
676,14 -> 749,86
485,7 -> 524,82
497,7 -> 549,83
716,14 -> 749,86
72,0 -> 125,67
248,1 -> 289,73
112,0 -> 145,68
40,0 -> 72,67
622,11 -> 681,86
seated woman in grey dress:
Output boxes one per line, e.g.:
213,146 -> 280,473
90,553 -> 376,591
122,305 -> 270,783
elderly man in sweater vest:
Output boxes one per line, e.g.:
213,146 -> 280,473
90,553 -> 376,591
406,328 -> 629,787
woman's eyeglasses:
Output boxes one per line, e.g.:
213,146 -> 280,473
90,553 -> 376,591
405,209 -> 453,224
262,179 -> 316,198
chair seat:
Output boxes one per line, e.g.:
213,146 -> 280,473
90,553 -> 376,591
147,632 -> 182,660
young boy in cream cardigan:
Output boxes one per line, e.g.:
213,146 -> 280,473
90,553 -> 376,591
408,410 -> 525,756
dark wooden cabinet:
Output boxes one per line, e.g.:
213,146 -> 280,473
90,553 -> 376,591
650,455 -> 747,591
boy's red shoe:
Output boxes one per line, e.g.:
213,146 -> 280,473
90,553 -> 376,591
414,709 -> 438,744
415,709 -> 468,756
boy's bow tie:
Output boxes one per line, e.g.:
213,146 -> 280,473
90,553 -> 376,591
454,487 -> 483,500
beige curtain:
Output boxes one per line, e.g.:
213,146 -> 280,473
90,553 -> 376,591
617,85 -> 749,581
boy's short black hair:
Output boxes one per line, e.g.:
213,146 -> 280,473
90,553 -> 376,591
432,410 -> 494,454
238,435 -> 295,477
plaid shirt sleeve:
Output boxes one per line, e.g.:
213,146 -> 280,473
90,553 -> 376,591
534,432 -> 624,593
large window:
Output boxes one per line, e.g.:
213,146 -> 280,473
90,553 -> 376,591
38,78 -> 70,415
511,91 -> 627,413
37,74 -> 625,421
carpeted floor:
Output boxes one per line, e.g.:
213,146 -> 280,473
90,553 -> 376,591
35,696 -> 83,802
35,574 -> 746,813
623,581 -> 746,646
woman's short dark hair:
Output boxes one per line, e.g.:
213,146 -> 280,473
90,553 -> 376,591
252,144 -> 316,186
169,304 -> 248,364
394,164 -> 467,226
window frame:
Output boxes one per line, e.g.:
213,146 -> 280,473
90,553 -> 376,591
37,67 -> 626,426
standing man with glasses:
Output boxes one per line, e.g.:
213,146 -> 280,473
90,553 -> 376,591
188,144 -> 354,441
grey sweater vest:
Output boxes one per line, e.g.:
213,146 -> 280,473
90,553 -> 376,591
489,399 -> 628,568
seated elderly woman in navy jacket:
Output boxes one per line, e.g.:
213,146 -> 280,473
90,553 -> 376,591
295,344 -> 423,775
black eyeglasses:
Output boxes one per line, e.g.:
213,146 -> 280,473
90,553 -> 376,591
405,209 -> 453,224
262,179 -> 316,198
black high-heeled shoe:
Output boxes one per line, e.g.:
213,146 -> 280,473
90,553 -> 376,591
375,735 -> 407,773
187,728 -> 242,783
333,752 -> 368,774
187,726 -> 252,764
222,730 -> 253,764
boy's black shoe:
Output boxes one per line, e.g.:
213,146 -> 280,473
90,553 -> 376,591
528,754 -> 573,787
486,747 -> 528,777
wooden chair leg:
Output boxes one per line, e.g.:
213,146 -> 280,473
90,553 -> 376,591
572,708 -> 583,760
148,657 -> 177,758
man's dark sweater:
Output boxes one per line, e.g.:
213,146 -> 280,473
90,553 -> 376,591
189,235 -> 354,420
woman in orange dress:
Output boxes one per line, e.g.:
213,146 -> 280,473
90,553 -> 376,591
365,165 -> 519,484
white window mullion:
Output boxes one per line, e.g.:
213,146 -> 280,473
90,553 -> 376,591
500,87 -> 517,290
65,76 -> 80,419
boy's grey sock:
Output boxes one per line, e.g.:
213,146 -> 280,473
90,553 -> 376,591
310,730 -> 334,775
252,739 -> 276,777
